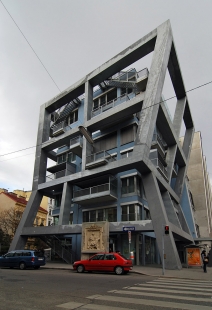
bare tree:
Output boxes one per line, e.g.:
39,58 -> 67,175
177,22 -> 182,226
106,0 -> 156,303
0,207 -> 22,237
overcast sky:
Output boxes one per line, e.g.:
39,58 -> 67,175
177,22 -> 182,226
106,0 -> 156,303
0,0 -> 212,192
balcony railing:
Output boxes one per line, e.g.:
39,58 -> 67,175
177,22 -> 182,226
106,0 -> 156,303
73,182 -> 117,199
151,158 -> 168,180
51,121 -> 68,136
91,94 -> 130,118
152,133 -> 167,153
70,136 -> 83,147
46,168 -> 73,182
86,150 -> 116,165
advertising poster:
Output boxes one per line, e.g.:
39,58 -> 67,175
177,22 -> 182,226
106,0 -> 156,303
186,248 -> 201,267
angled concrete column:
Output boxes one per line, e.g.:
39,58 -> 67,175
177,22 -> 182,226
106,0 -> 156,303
173,97 -> 186,137
142,172 -> 182,269
58,182 -> 73,225
9,191 -> 43,250
33,104 -> 51,190
182,127 -> 194,160
134,20 -> 173,158
162,191 -> 181,228
10,104 -> 50,250
173,201 -> 191,235
166,145 -> 177,182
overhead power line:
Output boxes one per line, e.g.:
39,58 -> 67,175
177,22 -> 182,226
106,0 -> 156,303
0,0 -> 61,92
0,79 -> 212,162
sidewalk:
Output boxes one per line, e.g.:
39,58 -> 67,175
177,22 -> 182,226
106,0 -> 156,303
42,261 -> 212,281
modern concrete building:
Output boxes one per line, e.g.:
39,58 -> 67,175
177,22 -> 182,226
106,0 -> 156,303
10,20 -> 196,269
181,132 -> 212,249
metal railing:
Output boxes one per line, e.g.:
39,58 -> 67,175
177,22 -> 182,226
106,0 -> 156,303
91,94 -> 130,118
152,133 -> 167,153
86,150 -> 116,165
73,182 -> 117,199
46,168 -> 74,182
52,121 -> 67,135
70,135 -> 83,147
151,158 -> 168,178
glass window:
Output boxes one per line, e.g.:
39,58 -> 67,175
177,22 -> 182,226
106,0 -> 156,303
55,195 -> 62,207
69,213 -> 73,225
100,95 -> 106,106
106,208 -> 117,222
121,176 -> 135,195
97,209 -> 104,221
57,154 -> 67,164
90,210 -> 96,222
67,152 -> 76,163
68,110 -> 78,125
83,208 -> 116,223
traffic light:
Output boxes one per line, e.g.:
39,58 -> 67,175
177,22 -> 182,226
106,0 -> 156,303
165,225 -> 169,235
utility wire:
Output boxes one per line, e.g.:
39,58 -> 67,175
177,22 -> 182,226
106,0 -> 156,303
0,79 -> 212,160
0,0 -> 61,92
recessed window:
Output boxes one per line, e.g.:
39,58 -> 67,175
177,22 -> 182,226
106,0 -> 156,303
121,204 -> 141,221
83,207 -> 117,223
68,110 -> 78,125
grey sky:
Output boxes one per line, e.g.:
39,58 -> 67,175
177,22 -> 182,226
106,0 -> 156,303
0,0 -> 212,191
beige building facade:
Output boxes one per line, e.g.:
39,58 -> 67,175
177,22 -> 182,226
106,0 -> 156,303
181,132 -> 212,246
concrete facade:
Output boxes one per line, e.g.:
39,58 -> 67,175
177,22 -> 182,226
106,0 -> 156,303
182,132 -> 212,248
10,21 -> 196,269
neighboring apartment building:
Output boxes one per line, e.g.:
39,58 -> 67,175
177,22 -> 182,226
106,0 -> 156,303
180,132 -> 212,248
13,189 -> 49,211
10,21 -> 196,269
0,191 -> 48,241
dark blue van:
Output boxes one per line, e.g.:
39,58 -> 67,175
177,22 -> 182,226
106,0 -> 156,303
0,250 -> 46,270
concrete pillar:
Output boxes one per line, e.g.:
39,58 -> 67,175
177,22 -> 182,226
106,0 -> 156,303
84,81 -> 93,121
166,145 -> 177,182
142,171 -> 182,269
58,182 -> 73,225
134,20 -> 173,158
162,191 -> 181,228
173,97 -> 186,137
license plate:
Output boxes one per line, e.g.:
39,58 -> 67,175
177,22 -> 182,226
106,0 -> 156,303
38,258 -> 43,260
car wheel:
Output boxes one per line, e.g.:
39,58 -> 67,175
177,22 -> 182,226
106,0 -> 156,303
34,266 -> 40,269
115,266 -> 123,275
76,265 -> 84,273
19,262 -> 26,270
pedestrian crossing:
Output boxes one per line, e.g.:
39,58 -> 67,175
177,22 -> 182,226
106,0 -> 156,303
56,278 -> 212,310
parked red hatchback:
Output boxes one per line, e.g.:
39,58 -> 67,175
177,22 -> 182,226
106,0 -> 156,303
73,252 -> 133,275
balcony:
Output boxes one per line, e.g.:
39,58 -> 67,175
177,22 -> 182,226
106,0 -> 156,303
91,94 -> 131,118
51,120 -> 68,137
151,157 -> 168,181
73,178 -> 117,205
151,133 -> 167,156
86,150 -> 116,169
70,136 -> 83,157
46,162 -> 76,182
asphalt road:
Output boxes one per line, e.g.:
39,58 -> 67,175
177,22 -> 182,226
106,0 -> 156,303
0,268 -> 150,310
1,268 -> 212,310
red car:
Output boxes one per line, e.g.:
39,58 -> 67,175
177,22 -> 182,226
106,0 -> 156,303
73,252 -> 133,275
